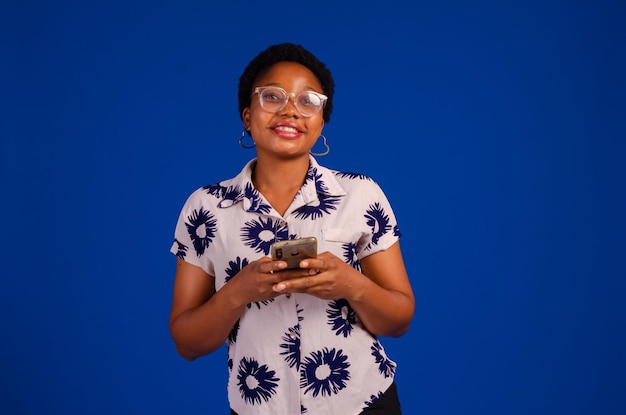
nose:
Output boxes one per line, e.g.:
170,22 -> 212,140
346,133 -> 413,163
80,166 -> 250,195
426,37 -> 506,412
278,93 -> 300,117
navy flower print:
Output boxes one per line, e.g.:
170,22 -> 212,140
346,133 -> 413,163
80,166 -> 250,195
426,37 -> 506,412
301,347 -> 351,397
228,320 -> 240,344
364,390 -> 384,407
335,171 -> 372,181
279,324 -> 301,369
225,257 -> 249,283
216,184 -> 244,208
237,357 -> 280,405
294,169 -> 339,220
365,202 -> 391,245
186,207 -> 217,257
173,239 -> 188,260
240,217 -> 288,255
342,242 -> 360,269
280,304 -> 304,369
203,182 -> 229,199
393,224 -> 402,238
243,182 -> 272,213
327,299 -> 357,337
294,193 -> 340,220
371,341 -> 396,378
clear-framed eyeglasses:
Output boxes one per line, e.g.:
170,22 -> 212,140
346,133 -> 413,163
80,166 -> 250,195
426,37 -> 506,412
253,86 -> 327,117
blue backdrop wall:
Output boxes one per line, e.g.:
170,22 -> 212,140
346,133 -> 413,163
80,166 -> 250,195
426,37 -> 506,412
2,1 -> 625,414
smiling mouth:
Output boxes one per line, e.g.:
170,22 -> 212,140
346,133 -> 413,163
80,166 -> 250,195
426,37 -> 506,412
273,125 -> 302,134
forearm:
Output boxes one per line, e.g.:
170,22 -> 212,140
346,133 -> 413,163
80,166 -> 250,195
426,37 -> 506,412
170,285 -> 247,360
348,273 -> 414,338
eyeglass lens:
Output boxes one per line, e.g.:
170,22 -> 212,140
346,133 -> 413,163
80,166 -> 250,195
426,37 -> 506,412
257,87 -> 324,117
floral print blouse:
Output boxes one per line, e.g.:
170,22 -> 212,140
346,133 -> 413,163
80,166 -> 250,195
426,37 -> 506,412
171,156 -> 402,415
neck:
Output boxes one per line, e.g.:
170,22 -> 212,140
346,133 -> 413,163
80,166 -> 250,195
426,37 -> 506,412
251,156 -> 310,216
252,156 -> 310,192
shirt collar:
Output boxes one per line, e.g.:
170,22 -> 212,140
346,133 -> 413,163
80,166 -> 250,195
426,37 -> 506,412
217,156 -> 347,213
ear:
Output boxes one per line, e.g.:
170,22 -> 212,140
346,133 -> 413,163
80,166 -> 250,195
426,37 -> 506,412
242,108 -> 251,131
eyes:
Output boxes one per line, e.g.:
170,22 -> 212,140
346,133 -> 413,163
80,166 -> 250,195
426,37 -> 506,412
261,90 -> 282,102
261,90 -> 319,107
254,86 -> 327,117
297,94 -> 321,108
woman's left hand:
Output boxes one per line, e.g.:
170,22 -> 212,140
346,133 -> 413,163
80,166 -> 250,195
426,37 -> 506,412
271,251 -> 363,300
271,242 -> 414,337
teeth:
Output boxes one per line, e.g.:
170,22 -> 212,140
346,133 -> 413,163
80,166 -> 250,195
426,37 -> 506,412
275,126 -> 299,133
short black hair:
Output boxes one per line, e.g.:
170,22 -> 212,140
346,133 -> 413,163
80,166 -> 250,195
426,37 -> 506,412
238,43 -> 335,122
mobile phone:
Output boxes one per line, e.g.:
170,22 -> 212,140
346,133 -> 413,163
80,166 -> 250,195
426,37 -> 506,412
270,237 -> 317,270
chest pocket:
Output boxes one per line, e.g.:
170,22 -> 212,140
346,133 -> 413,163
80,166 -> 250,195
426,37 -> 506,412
322,228 -> 366,253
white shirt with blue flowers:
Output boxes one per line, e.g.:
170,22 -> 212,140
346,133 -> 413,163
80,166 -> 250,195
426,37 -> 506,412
170,156 -> 402,415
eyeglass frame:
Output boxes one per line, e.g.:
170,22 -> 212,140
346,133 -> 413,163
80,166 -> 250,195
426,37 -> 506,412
253,86 -> 328,117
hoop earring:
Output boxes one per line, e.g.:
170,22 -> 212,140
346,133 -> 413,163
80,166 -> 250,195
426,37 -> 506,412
239,130 -> 255,149
310,134 -> 330,156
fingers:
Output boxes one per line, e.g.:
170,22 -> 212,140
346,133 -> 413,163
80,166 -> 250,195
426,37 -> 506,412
262,257 -> 327,295
243,259 -> 291,302
272,272 -> 320,294
256,257 -> 288,275
272,255 -> 350,299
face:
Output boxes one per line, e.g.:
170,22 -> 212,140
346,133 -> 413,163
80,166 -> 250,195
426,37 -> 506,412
242,61 -> 325,158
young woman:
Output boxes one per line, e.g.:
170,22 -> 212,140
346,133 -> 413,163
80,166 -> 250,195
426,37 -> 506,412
169,43 -> 414,415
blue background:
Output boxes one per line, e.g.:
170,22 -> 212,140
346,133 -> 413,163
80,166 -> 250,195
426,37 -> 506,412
2,0 -> 625,414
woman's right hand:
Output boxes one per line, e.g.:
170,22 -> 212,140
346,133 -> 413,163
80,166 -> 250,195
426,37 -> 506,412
227,256 -> 290,304
169,257 -> 284,360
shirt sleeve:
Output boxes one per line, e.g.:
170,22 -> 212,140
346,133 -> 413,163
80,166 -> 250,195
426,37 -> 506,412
169,188 -> 216,277
356,178 -> 402,259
